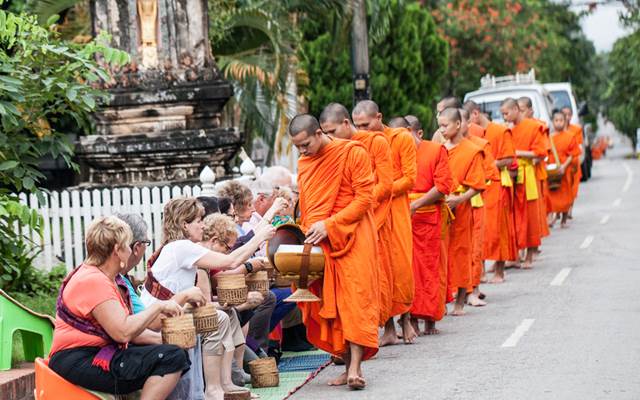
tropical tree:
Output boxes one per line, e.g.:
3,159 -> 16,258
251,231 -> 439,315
605,30 -> 640,149
302,0 -> 448,130
0,5 -> 127,288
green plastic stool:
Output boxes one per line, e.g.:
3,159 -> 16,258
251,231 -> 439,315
0,289 -> 54,370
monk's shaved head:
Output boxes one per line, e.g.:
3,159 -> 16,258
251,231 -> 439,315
463,100 -> 480,113
319,102 -> 351,125
405,115 -> 421,131
352,100 -> 379,117
352,100 -> 384,132
518,96 -> 533,109
437,96 -> 462,113
288,113 -> 320,137
440,107 -> 461,123
501,98 -> 518,109
500,98 -> 521,123
388,116 -> 410,128
459,108 -> 470,120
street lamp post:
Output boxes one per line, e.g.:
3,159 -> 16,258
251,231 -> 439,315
351,0 -> 371,106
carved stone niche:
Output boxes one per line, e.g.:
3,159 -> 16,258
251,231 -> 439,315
76,0 -> 242,187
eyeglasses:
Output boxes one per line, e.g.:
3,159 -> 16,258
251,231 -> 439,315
131,239 -> 151,249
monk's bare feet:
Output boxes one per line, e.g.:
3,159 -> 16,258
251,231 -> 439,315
328,372 -> 348,386
401,314 -> 417,344
466,293 -> 487,307
489,274 -> 505,284
486,262 -> 496,273
410,318 -> 421,336
347,375 -> 366,390
505,261 -> 521,269
451,304 -> 466,316
480,275 -> 488,283
379,330 -> 399,347
424,320 -> 440,335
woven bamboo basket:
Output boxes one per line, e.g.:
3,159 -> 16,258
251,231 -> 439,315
223,390 -> 250,400
161,314 -> 196,349
245,271 -> 269,296
216,274 -> 248,305
249,357 -> 279,388
190,304 -> 219,334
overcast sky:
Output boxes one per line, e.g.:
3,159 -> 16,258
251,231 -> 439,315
570,1 -> 631,52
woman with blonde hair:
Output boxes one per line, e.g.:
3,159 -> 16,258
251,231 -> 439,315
140,198 -> 275,400
49,216 -> 189,399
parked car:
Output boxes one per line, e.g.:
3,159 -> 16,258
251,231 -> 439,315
543,82 -> 591,181
464,70 -> 554,127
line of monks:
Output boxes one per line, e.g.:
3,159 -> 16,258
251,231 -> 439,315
285,95 -> 584,390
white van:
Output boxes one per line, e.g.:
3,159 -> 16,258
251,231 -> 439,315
543,82 -> 580,125
463,70 -> 555,126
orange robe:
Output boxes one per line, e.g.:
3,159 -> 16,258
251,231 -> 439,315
533,121 -> 551,238
447,138 -> 486,292
512,118 -> 547,250
469,122 -> 485,138
352,130 -> 394,325
467,135 -> 499,290
548,131 -> 580,213
297,139 -> 379,359
482,122 -> 517,261
409,141 -> 453,321
567,124 -> 584,199
383,126 -> 417,316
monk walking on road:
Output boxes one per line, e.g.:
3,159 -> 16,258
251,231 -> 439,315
289,114 -> 380,390
460,108 -> 498,306
500,98 -> 546,269
319,103 -> 394,327
548,110 -> 580,228
439,108 -> 486,316
464,100 -> 517,283
405,115 -> 453,334
352,100 -> 418,345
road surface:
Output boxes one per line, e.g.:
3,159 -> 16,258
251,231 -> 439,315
293,135 -> 640,400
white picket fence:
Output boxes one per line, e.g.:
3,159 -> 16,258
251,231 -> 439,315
18,184 -> 202,278
17,159 -> 263,279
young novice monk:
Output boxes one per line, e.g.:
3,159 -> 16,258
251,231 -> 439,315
439,108 -> 486,316
548,110 -> 580,228
405,115 -> 453,334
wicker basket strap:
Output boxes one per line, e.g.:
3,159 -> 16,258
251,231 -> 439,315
299,243 -> 313,289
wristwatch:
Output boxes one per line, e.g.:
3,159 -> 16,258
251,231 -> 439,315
244,261 -> 254,273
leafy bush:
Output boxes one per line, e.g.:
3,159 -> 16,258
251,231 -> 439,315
0,6 -> 128,291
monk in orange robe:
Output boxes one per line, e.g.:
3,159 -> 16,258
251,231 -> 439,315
464,100 -> 517,283
319,103 -> 394,327
460,109 -> 499,306
562,107 -> 584,205
439,107 -> 486,316
548,110 -> 580,228
402,115 -> 453,335
500,98 -> 546,269
518,97 -> 551,240
352,100 -> 417,345
289,114 -> 379,390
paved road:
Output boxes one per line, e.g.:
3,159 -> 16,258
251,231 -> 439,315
294,137 -> 640,400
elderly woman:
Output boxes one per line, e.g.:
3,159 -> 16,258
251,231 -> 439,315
48,216 -> 189,399
200,213 -> 297,356
140,198 -> 274,400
